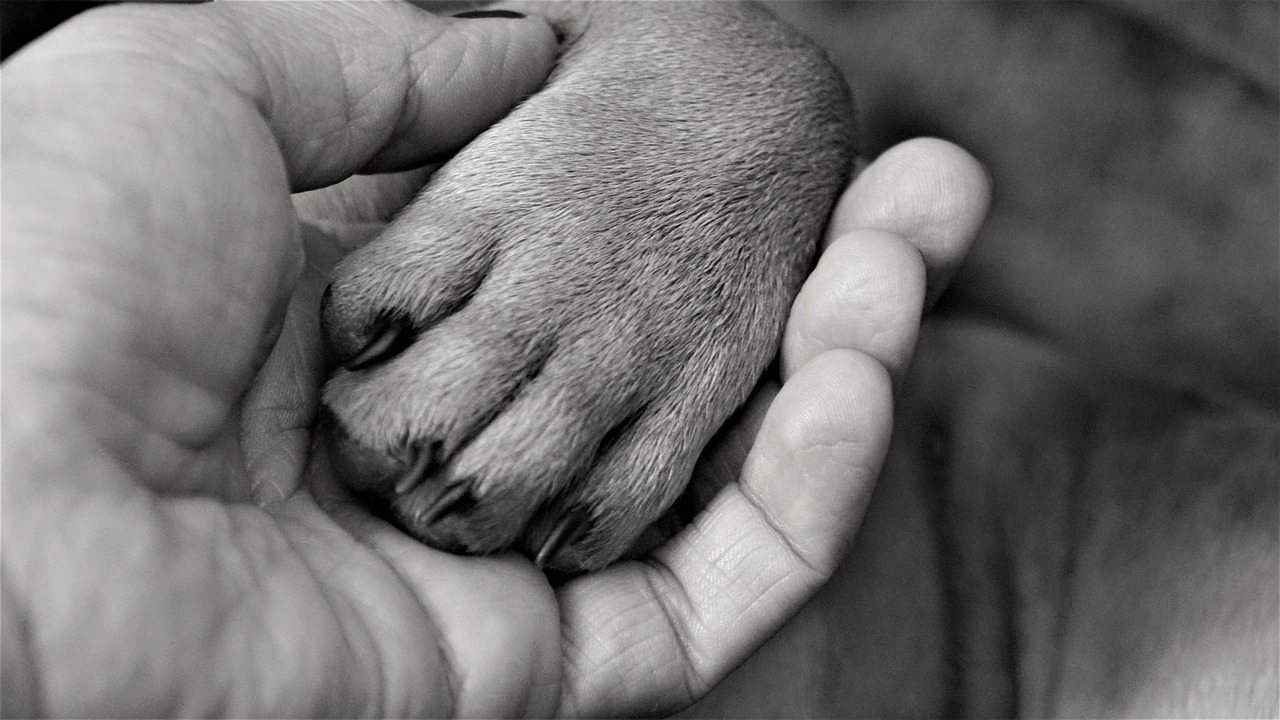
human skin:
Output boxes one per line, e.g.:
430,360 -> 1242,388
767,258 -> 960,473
0,2 -> 987,717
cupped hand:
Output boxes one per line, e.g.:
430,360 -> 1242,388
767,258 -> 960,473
0,3 -> 987,717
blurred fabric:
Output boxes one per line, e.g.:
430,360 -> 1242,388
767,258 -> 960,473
767,0 -> 1278,409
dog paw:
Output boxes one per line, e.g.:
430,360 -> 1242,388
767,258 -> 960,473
319,2 -> 854,573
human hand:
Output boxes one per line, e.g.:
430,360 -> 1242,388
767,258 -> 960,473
0,2 -> 987,717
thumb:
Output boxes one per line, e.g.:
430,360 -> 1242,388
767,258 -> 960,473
0,2 -> 556,499
5,1 -> 558,190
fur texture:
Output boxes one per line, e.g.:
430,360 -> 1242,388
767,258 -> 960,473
320,1 -> 855,572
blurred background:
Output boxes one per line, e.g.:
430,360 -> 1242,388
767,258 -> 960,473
764,1 -> 1277,411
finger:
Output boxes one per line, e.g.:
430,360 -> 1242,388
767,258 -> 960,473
10,2 -> 557,190
782,229 -> 926,379
696,140 -> 986,489
557,350 -> 891,717
828,137 -> 990,303
777,138 -> 989,380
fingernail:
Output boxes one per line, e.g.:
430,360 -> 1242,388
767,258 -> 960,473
452,9 -> 526,19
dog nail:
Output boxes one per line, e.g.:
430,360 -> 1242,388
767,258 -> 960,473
319,283 -> 334,313
452,9 -> 526,19
393,444 -> 435,496
423,480 -> 476,525
345,315 -> 415,371
535,508 -> 591,569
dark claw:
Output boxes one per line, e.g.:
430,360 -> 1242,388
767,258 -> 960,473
394,443 -> 435,496
422,480 -> 477,525
452,9 -> 526,19
535,507 -> 592,569
345,315 -> 415,371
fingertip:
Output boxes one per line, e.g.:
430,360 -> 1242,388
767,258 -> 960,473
764,349 -> 892,461
827,138 -> 991,295
783,229 -> 926,380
